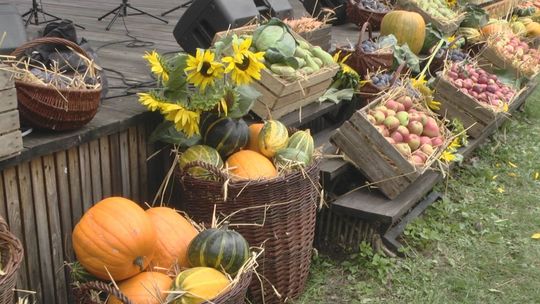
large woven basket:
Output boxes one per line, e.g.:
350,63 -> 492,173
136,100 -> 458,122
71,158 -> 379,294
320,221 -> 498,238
178,160 -> 320,303
335,22 -> 393,77
11,37 -> 101,131
0,216 -> 24,304
346,0 -> 389,30
74,271 -> 253,304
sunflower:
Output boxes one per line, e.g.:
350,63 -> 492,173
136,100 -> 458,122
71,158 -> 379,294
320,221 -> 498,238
185,49 -> 224,91
333,51 -> 357,76
440,150 -> 456,163
222,37 -> 266,86
159,103 -> 200,137
143,51 -> 169,82
138,92 -> 161,111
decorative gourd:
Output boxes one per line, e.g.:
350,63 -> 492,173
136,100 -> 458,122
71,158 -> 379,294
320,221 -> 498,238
107,272 -> 172,304
171,267 -> 230,304
226,150 -> 277,180
146,207 -> 199,271
247,123 -> 264,153
480,21 -> 507,37
274,148 -> 311,169
380,10 -> 426,54
526,21 -> 540,37
258,120 -> 289,158
286,130 -> 314,161
72,197 -> 156,281
179,145 -> 223,180
200,113 -> 249,159
187,227 -> 249,275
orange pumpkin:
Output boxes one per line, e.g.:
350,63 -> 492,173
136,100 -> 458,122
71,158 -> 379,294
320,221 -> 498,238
72,197 -> 156,281
380,10 -> 426,54
146,207 -> 198,271
226,150 -> 277,180
247,123 -> 264,153
107,272 -> 172,304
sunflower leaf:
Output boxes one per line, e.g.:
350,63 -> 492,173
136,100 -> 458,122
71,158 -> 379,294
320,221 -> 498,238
228,85 -> 260,118
163,53 -> 189,100
318,88 -> 355,104
149,120 -> 201,146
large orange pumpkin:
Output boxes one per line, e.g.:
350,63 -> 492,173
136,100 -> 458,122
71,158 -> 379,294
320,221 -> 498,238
380,10 -> 426,54
247,123 -> 264,153
107,272 -> 172,304
226,150 -> 277,180
72,197 -> 156,281
146,207 -> 198,271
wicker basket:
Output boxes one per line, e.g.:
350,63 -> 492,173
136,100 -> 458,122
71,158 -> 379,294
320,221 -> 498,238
11,37 -> 101,131
74,271 -> 253,304
178,160 -> 320,304
0,216 -> 24,304
335,22 -> 393,77
346,0 -> 389,30
359,63 -> 405,104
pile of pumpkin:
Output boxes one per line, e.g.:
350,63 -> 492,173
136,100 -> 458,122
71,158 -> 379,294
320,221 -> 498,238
71,197 -> 250,304
180,118 -> 315,181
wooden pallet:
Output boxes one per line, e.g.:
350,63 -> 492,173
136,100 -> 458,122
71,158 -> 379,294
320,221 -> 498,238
0,68 -> 22,161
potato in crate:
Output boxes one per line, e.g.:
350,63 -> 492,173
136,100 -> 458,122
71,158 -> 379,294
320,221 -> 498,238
331,85 -> 451,199
434,61 -> 520,138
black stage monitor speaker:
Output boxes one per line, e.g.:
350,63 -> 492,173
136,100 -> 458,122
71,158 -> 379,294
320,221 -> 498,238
0,3 -> 28,55
173,0 -> 293,54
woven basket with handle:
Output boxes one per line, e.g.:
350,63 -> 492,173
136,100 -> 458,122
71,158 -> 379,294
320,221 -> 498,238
0,215 -> 24,304
335,22 -> 393,77
177,158 -> 320,304
11,37 -> 101,131
73,271 -> 253,304
346,0 -> 390,30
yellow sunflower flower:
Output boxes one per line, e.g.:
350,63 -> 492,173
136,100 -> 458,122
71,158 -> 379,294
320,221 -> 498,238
143,51 -> 169,82
222,37 -> 266,86
333,51 -> 357,76
428,99 -> 442,111
440,150 -> 456,163
185,49 -> 224,91
138,92 -> 161,111
449,138 -> 461,150
159,103 -> 200,137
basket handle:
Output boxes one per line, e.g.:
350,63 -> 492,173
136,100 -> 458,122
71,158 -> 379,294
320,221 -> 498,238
390,62 -> 407,88
10,37 -> 91,60
0,215 -> 8,232
78,281 -> 134,304
182,161 -> 228,181
356,22 -> 373,49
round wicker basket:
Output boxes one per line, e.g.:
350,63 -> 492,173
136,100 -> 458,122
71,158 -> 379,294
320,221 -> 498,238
0,216 -> 24,304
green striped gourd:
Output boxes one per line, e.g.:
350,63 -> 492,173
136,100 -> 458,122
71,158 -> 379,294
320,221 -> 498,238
187,227 -> 250,275
274,148 -> 310,169
287,130 -> 314,161
200,113 -> 249,159
178,145 -> 223,180
258,120 -> 289,158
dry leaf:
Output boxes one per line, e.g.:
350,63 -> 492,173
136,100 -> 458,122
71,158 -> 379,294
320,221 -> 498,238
532,233 -> 540,239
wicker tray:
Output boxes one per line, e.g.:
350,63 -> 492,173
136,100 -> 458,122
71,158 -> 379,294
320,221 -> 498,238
178,160 -> 320,303
11,37 -> 101,131
0,216 -> 24,304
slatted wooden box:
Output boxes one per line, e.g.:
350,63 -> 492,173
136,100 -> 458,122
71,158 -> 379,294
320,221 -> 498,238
330,88 -> 450,199
479,45 -> 540,80
298,24 -> 332,51
397,0 -> 464,35
213,26 -> 339,119
0,67 -> 23,161
482,0 -> 516,19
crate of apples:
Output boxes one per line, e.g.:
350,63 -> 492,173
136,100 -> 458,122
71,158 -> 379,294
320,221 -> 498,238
489,33 -> 540,78
366,94 -> 447,167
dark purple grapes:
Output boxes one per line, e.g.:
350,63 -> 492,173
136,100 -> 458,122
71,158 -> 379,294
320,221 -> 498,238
371,73 -> 393,88
448,49 -> 468,62
360,40 -> 378,53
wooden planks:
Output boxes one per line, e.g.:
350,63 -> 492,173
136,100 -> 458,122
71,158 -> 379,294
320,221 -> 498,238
0,124 -> 154,303
0,66 -> 23,161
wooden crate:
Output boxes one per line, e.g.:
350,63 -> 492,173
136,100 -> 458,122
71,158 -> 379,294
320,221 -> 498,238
298,24 -> 332,51
433,76 -> 514,138
482,0 -> 516,18
0,67 -> 22,161
397,0 -> 464,35
479,45 -> 539,80
330,91 -> 449,199
213,26 -> 339,119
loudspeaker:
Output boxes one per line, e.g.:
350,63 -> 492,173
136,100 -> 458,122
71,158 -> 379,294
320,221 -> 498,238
173,0 -> 293,54
0,3 -> 28,55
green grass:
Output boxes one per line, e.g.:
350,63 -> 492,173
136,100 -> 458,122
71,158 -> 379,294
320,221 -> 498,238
296,88 -> 540,303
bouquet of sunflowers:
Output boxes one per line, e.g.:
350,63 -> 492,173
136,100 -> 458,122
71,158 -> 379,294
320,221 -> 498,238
139,35 -> 266,145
